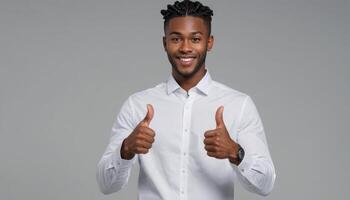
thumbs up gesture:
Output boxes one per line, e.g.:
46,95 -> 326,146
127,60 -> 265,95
121,104 -> 155,160
204,106 -> 240,164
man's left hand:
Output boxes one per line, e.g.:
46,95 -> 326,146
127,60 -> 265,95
204,106 -> 240,164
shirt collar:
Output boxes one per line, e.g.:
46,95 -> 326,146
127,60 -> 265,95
166,69 -> 212,96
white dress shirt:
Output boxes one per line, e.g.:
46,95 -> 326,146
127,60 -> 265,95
97,70 -> 276,200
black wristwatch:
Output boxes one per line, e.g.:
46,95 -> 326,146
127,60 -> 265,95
237,145 -> 245,164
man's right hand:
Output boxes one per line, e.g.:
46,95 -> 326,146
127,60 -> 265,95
121,104 -> 155,160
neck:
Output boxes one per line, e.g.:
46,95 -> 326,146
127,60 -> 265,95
172,67 -> 206,92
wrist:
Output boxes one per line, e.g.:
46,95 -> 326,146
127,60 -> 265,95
235,144 -> 245,165
120,139 -> 135,160
229,143 -> 244,165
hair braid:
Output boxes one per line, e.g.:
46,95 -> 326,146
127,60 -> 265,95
161,0 -> 214,36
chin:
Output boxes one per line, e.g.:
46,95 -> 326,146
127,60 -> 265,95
175,66 -> 196,77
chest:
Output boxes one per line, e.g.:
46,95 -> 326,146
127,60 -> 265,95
134,97 -> 241,155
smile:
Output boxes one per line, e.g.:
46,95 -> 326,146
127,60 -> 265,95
180,58 -> 194,62
178,57 -> 195,66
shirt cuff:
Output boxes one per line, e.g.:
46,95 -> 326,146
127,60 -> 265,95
230,143 -> 254,175
107,144 -> 135,171
237,152 -> 254,174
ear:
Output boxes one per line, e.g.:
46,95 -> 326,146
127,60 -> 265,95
162,36 -> 167,51
207,35 -> 214,51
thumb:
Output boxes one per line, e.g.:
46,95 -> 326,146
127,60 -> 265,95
141,104 -> 154,127
215,106 -> 225,128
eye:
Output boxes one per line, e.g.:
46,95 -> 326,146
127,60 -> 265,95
191,37 -> 201,43
171,37 -> 181,43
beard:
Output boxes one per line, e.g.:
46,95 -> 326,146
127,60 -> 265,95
167,51 -> 207,79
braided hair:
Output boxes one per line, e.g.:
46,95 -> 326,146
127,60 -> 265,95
160,0 -> 214,36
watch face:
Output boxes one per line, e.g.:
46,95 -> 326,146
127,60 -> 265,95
238,147 -> 245,161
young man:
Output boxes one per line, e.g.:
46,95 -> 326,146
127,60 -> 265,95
97,1 -> 276,199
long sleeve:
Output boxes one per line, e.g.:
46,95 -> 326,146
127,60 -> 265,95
96,97 -> 137,194
232,96 -> 276,196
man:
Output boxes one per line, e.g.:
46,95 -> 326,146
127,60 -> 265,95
97,0 -> 276,199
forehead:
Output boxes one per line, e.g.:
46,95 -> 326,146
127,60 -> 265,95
165,16 -> 207,35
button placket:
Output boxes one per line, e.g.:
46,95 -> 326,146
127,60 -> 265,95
179,93 -> 195,200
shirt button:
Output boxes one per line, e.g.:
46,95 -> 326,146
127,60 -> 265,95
183,152 -> 186,156
182,170 -> 185,173
184,129 -> 188,132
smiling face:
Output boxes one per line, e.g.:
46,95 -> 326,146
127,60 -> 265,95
163,16 -> 214,79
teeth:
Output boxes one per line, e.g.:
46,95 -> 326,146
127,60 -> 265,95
180,58 -> 194,62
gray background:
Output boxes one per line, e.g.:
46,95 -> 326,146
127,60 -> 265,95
1,0 -> 349,199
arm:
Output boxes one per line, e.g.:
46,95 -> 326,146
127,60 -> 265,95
203,99 -> 275,195
96,97 -> 137,194
233,96 -> 276,196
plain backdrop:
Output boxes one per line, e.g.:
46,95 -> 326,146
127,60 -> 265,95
1,0 -> 349,199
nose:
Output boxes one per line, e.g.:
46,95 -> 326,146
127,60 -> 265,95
179,39 -> 192,53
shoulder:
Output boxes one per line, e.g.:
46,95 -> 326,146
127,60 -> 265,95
126,82 -> 167,103
210,80 -> 261,124
210,80 -> 250,102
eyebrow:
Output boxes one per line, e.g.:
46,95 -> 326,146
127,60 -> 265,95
169,31 -> 204,36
